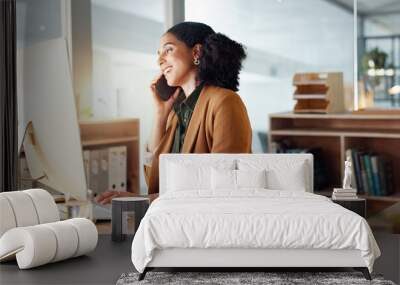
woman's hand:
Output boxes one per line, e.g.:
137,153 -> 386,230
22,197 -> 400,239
95,191 -> 159,204
147,74 -> 180,152
150,74 -> 180,121
95,191 -> 134,205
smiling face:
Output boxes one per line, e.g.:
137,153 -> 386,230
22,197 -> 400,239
157,33 -> 197,87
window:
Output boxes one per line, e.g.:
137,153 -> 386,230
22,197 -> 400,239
356,0 -> 400,109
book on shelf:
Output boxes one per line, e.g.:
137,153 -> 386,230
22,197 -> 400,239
384,159 -> 394,196
332,194 -> 359,200
370,155 -> 381,196
358,152 -> 369,195
378,157 -> 387,196
345,149 -> 394,197
332,189 -> 358,200
333,188 -> 357,194
363,154 -> 375,195
351,149 -> 363,194
333,192 -> 358,197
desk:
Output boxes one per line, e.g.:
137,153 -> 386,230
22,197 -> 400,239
96,221 -> 112,235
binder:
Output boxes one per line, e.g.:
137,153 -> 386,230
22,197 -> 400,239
108,147 -> 120,191
89,150 -> 100,194
117,146 -> 127,192
99,148 -> 109,193
108,146 -> 127,192
83,150 -> 90,189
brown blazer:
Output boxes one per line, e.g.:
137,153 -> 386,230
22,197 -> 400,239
145,85 -> 252,194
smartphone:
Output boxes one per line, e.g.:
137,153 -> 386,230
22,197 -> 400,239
155,75 -> 178,101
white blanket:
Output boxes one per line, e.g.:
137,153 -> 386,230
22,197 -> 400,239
131,190 -> 380,273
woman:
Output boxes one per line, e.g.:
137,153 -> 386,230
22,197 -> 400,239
97,22 -> 252,204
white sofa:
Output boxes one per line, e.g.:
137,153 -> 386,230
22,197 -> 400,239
0,189 -> 98,269
132,154 -> 379,281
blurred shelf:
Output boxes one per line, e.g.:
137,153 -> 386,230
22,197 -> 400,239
359,193 -> 400,203
270,111 -> 400,120
315,189 -> 400,203
270,112 -> 400,222
81,136 -> 138,147
270,129 -> 400,138
79,119 -> 140,194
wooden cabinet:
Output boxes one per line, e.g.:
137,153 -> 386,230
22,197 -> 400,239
269,112 -> 400,220
79,118 -> 140,194
332,198 -> 366,218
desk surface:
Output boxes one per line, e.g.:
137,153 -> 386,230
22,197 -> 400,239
96,221 -> 112,235
0,235 -> 133,285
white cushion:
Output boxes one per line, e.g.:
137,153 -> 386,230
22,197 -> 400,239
166,159 -> 235,192
0,192 -> 39,227
0,189 -> 60,238
236,169 -> 267,189
0,218 -> 97,269
211,168 -> 236,190
42,221 -> 79,262
64,218 -> 98,257
211,169 -> 268,190
238,158 -> 309,191
0,196 -> 16,237
167,162 -> 210,191
267,167 -> 307,191
24,189 -> 60,223
159,154 -> 313,194
0,226 -> 57,269
0,189 -> 98,269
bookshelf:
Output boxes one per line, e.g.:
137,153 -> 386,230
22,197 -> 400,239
79,118 -> 140,194
269,112 -> 400,218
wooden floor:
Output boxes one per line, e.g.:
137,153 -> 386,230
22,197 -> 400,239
373,232 -> 400,284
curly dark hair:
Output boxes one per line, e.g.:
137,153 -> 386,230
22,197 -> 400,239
166,22 -> 246,92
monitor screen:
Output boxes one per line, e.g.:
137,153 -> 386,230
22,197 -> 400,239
22,38 -> 87,201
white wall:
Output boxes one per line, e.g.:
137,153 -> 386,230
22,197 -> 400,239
186,0 -> 355,152
16,0 -> 64,148
91,2 -> 164,194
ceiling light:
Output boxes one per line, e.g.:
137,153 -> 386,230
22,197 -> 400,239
368,60 -> 375,68
388,85 -> 400,95
385,69 -> 394,76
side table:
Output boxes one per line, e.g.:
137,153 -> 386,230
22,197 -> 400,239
111,197 -> 149,241
332,198 -> 366,218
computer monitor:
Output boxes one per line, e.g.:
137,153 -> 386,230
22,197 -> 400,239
22,38 -> 87,201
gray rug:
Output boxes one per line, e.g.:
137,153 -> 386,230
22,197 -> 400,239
116,271 -> 396,285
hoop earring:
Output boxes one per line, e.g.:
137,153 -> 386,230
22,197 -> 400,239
194,58 -> 200,65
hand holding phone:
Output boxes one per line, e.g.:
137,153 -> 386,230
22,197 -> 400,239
155,75 -> 178,101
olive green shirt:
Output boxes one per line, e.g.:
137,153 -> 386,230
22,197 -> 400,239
171,83 -> 204,153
